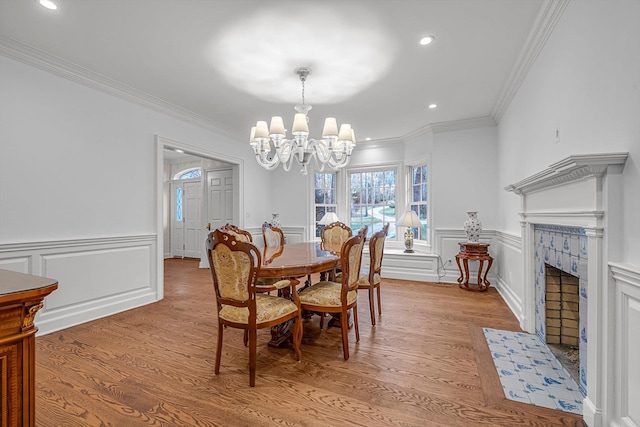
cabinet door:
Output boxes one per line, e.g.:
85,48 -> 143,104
0,340 -> 22,427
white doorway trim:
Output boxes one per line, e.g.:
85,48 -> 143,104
155,135 -> 244,300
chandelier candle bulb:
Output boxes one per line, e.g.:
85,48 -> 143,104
269,116 -> 285,136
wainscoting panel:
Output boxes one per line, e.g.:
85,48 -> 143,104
0,235 -> 159,336
494,231 -> 524,329
610,263 -> 640,427
378,250 -> 441,282
0,256 -> 31,274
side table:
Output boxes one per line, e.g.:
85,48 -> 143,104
455,242 -> 493,292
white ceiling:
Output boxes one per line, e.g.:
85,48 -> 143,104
0,0 -> 543,143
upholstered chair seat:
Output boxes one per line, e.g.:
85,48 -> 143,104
336,269 -> 381,287
220,292 -> 299,324
299,281 -> 357,308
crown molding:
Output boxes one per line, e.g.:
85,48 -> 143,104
0,36 -> 239,140
504,152 -> 628,195
429,116 -> 496,134
491,0 -> 570,123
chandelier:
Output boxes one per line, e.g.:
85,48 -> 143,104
249,67 -> 356,175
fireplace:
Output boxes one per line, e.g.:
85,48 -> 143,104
505,152 -> 628,426
534,225 -> 587,395
545,264 -> 581,383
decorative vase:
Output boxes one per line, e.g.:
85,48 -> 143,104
464,211 -> 482,243
271,213 -> 281,228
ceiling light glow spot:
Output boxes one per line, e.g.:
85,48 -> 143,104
174,149 -> 184,153
428,103 -> 438,109
365,137 -> 371,141
419,36 -> 434,46
38,0 -> 58,10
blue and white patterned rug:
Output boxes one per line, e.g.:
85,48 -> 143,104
483,328 -> 584,414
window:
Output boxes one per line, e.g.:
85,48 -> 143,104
349,169 -> 396,238
176,168 -> 201,180
176,187 -> 183,222
409,164 -> 428,241
314,172 -> 337,238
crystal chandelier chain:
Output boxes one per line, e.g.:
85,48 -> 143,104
249,67 -> 357,175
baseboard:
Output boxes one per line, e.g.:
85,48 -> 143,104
494,276 -> 524,329
36,289 -> 158,335
582,396 -> 602,427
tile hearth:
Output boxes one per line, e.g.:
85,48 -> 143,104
484,328 -> 584,415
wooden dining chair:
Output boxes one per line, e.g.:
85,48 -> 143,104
355,223 -> 389,326
206,229 -> 302,387
299,226 -> 367,360
321,221 -> 352,248
220,223 -> 253,243
262,222 -> 285,247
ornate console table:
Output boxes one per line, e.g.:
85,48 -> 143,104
455,243 -> 493,292
0,269 -> 58,427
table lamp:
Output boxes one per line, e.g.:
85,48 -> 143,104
397,210 -> 422,253
319,212 -> 339,225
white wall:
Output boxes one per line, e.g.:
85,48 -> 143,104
496,3 -> 640,425
498,0 -> 640,265
0,55 -> 273,333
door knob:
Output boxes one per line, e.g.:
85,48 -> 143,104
206,223 -> 211,230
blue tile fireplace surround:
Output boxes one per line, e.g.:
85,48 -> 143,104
534,224 -> 587,396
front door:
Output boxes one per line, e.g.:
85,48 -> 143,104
171,180 -> 202,258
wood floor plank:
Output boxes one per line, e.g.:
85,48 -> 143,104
34,258 -> 585,426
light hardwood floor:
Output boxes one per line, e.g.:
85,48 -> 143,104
35,258 -> 585,426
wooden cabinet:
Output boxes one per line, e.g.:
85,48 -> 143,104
0,269 -> 57,427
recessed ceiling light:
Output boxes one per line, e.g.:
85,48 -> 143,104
419,36 -> 435,46
428,103 -> 438,109
38,0 -> 58,10
365,137 -> 372,141
174,149 -> 184,153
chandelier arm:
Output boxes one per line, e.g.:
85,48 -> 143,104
326,153 -> 351,170
255,152 -> 280,170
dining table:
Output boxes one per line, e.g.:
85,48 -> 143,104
258,241 -> 341,346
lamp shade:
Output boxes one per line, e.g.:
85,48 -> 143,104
397,210 -> 422,227
319,212 -> 339,225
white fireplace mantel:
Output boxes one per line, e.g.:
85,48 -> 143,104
504,152 -> 628,195
505,152 -> 628,427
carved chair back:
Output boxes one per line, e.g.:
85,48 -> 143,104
369,223 -> 390,277
206,229 -> 260,313
321,221 -> 352,249
262,222 -> 285,247
220,223 -> 253,243
340,226 -> 368,295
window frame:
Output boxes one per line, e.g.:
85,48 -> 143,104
403,156 -> 432,250
345,163 -> 400,239
313,172 -> 338,239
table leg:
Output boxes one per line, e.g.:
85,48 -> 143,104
477,260 -> 484,290
268,286 -> 294,347
456,256 -> 464,285
482,258 -> 493,291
